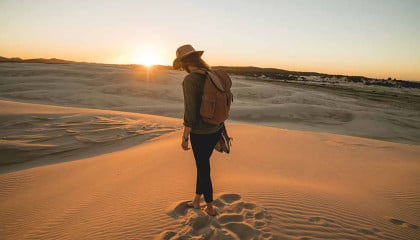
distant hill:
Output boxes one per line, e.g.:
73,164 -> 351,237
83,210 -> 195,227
212,66 -> 420,89
1,56 -> 419,88
213,66 -> 322,76
0,56 -> 74,64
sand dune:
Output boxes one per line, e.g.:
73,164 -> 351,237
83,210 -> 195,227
1,63 -> 419,144
0,101 -> 418,239
0,100 -> 181,168
0,63 -> 419,239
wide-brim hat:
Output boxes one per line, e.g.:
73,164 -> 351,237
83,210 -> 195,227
173,44 -> 204,70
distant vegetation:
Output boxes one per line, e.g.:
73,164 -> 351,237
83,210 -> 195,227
213,66 -> 420,89
1,56 -> 419,89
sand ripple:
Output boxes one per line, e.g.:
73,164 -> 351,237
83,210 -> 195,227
0,101 -> 181,166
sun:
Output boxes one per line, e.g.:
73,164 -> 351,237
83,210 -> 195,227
133,49 -> 159,67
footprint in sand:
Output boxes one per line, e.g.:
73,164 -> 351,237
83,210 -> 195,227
386,217 -> 418,230
159,193 -> 275,240
357,227 -> 381,236
308,216 -> 335,226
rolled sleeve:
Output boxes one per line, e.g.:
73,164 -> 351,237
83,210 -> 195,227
182,75 -> 199,127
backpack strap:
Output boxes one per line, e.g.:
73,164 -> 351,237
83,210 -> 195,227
190,68 -> 226,92
207,71 -> 226,92
190,68 -> 207,75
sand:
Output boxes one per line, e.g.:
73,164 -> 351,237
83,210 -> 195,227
0,63 -> 419,239
1,62 -> 419,144
0,100 -> 181,168
0,100 -> 419,239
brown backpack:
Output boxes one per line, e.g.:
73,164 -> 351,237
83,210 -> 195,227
195,69 -> 233,125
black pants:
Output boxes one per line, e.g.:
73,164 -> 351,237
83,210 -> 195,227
190,129 -> 221,203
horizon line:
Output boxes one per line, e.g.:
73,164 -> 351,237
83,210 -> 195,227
1,55 -> 419,82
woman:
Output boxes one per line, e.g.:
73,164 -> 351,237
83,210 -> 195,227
173,44 -> 222,216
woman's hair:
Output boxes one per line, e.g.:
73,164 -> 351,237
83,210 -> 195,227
181,53 -> 211,72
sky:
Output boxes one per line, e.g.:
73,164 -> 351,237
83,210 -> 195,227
1,0 -> 419,80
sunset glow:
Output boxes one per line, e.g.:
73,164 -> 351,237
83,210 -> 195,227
1,0 -> 419,80
133,50 -> 160,67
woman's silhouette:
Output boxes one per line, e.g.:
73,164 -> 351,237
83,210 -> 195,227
173,44 -> 223,216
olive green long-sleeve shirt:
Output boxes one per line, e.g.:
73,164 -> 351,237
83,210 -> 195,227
182,72 -> 221,134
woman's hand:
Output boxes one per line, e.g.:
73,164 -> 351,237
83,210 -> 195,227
181,127 -> 192,151
181,136 -> 190,151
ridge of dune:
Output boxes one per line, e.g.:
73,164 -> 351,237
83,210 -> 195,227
0,110 -> 419,239
0,99 -> 182,170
